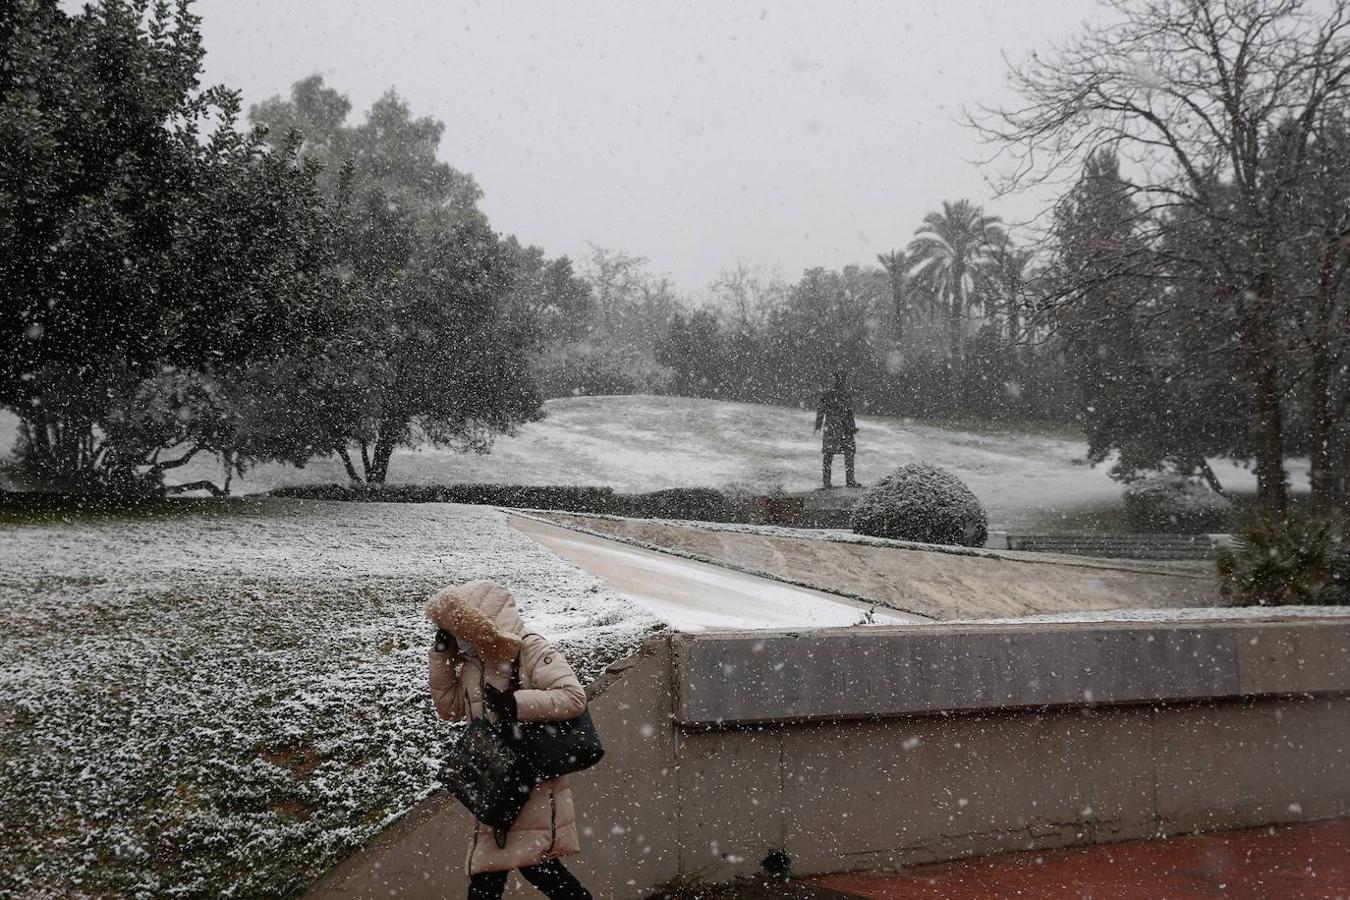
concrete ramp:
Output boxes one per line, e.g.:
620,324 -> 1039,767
523,511 -> 1221,620
507,511 -> 924,630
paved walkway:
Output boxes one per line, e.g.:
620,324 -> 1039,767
799,819 -> 1350,899
521,510 -> 1219,621
506,511 -> 922,631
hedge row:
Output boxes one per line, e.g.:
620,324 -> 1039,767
268,483 -> 740,522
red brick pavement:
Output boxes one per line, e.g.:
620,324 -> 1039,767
807,819 -> 1350,899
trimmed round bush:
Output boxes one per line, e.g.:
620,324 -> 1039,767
850,463 -> 988,547
1122,475 -> 1231,533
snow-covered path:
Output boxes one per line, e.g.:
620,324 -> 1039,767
507,511 -> 924,630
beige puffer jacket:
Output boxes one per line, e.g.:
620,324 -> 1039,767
426,580 -> 588,876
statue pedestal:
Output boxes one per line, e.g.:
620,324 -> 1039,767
795,486 -> 866,511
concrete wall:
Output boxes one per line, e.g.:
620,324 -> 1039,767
308,618 -> 1350,899
676,619 -> 1350,724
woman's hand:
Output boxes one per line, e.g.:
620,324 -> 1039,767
483,683 -> 518,720
433,627 -> 455,654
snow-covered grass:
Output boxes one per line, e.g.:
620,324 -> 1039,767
0,499 -> 661,899
0,397 -> 1306,532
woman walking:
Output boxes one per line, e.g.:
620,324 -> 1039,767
427,579 -> 594,900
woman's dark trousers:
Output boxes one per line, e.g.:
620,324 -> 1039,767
466,860 -> 592,900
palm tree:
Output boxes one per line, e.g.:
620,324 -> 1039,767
906,200 -> 1003,359
876,250 -> 907,343
987,235 -> 1037,350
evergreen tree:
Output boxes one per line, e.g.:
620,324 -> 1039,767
250,77 -> 540,484
1,0 -> 336,493
1050,151 -> 1246,489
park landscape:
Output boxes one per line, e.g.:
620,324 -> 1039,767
3,0 -> 1350,897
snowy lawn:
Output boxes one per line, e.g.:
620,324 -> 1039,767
0,499 -> 662,899
0,397 -> 1306,532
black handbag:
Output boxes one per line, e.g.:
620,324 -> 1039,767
438,691 -> 535,829
511,709 -> 605,780
507,660 -> 605,780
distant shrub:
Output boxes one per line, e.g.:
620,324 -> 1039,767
850,463 -> 988,547
268,482 -> 740,522
1217,514 -> 1349,607
269,483 -> 618,512
1122,475 -> 1232,533
619,487 -> 730,521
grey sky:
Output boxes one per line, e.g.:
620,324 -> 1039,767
196,0 -> 1104,294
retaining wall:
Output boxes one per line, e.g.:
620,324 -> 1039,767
1003,533 -> 1224,560
308,618 -> 1350,898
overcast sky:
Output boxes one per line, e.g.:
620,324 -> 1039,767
195,0 -> 1105,294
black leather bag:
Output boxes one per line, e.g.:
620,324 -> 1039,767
510,709 -> 605,780
508,662 -> 605,780
439,713 -> 535,828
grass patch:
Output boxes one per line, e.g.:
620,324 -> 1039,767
0,500 -> 660,897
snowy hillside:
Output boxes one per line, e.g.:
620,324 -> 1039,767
0,397 -> 1290,530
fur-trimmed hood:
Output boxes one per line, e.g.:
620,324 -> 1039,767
425,579 -> 525,665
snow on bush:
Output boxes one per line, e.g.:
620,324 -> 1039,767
850,463 -> 988,547
0,500 -> 661,898
1122,475 -> 1231,533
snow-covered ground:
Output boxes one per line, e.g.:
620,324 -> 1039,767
1,397 -> 1305,531
0,500 -> 661,898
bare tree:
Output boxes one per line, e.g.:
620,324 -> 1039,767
707,262 -> 786,329
974,0 -> 1350,517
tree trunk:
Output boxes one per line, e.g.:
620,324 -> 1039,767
1308,351 -> 1334,514
165,480 -> 225,497
1340,438 -> 1350,522
335,445 -> 362,484
1245,277 -> 1288,520
890,277 -> 905,344
1307,239 -> 1343,515
367,431 -> 398,485
19,412 -> 100,487
948,292 -> 963,361
1253,349 -> 1288,518
1197,458 -> 1226,497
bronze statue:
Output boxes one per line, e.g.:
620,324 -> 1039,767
814,371 -> 859,489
